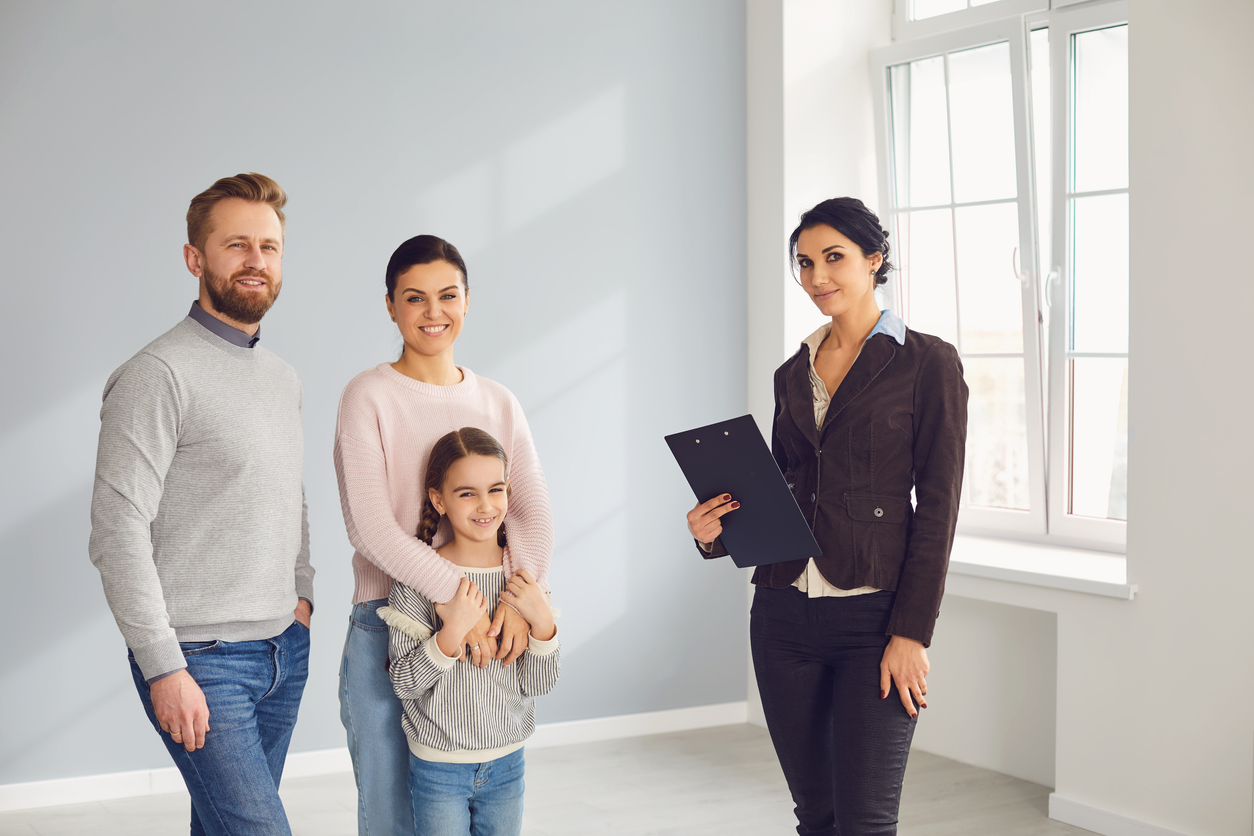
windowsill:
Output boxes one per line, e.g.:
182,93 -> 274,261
948,535 -> 1136,600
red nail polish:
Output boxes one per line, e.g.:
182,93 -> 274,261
731,502 -> 740,509
723,494 -> 731,501
880,690 -> 887,699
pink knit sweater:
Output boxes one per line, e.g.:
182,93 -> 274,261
334,364 -> 553,605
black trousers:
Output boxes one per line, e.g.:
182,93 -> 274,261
750,585 -> 916,836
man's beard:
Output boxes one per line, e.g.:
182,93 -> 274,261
203,266 -> 281,325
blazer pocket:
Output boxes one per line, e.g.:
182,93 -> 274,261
844,494 -> 910,524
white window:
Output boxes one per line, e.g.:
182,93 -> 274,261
873,0 -> 1128,551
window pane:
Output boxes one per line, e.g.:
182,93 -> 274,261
1073,25 -> 1128,192
912,0 -> 966,21
890,56 -> 951,207
895,209 -> 958,345
1070,193 -> 1128,353
963,356 -> 1030,510
1070,357 -> 1127,520
955,202 -> 1023,353
948,42 -> 1017,203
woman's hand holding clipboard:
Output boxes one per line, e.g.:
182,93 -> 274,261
666,415 -> 822,569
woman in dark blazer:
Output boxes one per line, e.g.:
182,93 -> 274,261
687,198 -> 967,836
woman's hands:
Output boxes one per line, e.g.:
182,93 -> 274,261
686,494 -> 739,546
492,602 -> 532,667
461,613 -> 498,668
880,635 -> 929,718
501,569 -> 556,641
434,578 -> 488,660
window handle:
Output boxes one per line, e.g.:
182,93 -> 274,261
1043,268 -> 1061,308
1011,247 -> 1031,288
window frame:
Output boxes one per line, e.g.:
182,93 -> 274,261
893,0 -> 1048,42
872,0 -> 1129,554
1042,0 -> 1129,550
872,17 -> 1048,541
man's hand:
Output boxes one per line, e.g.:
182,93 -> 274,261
493,600 -> 534,667
150,669 -> 210,752
294,598 -> 312,629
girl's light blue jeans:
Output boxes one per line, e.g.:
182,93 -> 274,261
409,748 -> 526,836
339,599 -> 414,836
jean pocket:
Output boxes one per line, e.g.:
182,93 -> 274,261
180,640 -> 221,657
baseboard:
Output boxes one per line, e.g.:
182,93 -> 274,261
1049,793 -> 1189,836
0,702 -> 747,812
528,700 -> 748,749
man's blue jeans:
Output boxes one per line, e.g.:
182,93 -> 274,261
129,620 -> 310,836
409,748 -> 526,836
339,598 -> 414,836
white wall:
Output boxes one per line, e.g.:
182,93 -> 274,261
906,1 -> 1254,833
911,597 -> 1057,787
0,0 -> 750,786
744,0 -> 894,728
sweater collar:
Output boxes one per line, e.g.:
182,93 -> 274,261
188,301 -> 260,348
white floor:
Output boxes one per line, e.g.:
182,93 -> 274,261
0,724 -> 1090,835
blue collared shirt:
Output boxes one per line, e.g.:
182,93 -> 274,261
187,301 -> 260,348
867,309 -> 907,346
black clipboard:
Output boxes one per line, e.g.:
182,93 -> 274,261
665,414 -> 822,569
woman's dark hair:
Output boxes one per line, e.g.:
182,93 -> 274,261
419,427 -> 510,547
385,235 -> 469,300
788,197 -> 894,286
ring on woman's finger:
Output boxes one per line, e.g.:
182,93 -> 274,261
171,731 -> 182,737
471,645 -> 480,651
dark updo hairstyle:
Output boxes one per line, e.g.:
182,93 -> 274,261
385,235 -> 469,300
788,197 -> 894,286
419,427 -> 510,547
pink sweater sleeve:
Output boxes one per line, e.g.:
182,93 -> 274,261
334,394 -> 464,604
499,392 -> 554,591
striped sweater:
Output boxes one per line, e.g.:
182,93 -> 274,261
381,564 -> 560,763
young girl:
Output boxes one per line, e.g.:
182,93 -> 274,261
379,427 -> 559,836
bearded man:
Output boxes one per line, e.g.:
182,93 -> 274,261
89,173 -> 314,835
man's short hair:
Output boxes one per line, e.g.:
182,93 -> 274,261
186,172 -> 287,252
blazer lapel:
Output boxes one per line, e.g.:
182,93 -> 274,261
821,337 -> 896,435
786,347 -> 820,449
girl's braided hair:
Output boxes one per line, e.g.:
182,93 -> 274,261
419,427 -> 510,547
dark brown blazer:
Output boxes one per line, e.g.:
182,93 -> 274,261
706,328 -> 967,646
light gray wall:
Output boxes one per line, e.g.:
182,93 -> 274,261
0,1 -> 748,785
887,1 -> 1254,831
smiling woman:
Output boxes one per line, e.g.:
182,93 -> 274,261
332,234 -> 555,836
687,197 -> 968,835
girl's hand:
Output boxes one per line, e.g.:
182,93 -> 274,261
686,494 -> 739,546
434,578 -> 488,659
500,569 -> 555,641
880,635 -> 929,718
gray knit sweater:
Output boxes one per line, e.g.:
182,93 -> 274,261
89,316 -> 313,680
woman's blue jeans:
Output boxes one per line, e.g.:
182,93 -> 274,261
751,586 -> 916,836
339,599 -> 415,836
409,749 -> 526,836
128,620 -> 310,836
